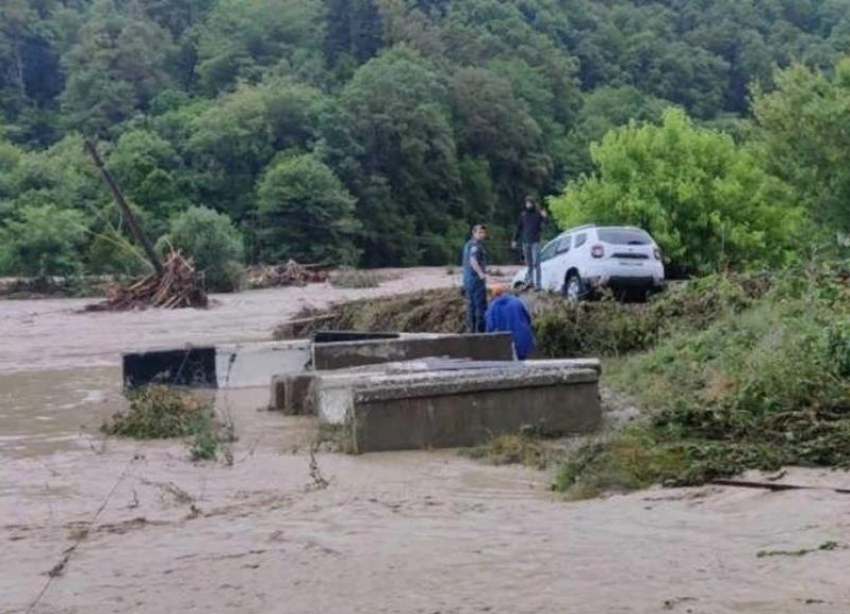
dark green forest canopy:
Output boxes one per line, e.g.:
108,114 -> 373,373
1,0 -> 849,273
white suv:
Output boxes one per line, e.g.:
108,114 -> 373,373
511,225 -> 665,300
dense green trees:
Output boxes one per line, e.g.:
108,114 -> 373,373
1,0 -> 850,279
0,204 -> 88,277
752,59 -> 850,233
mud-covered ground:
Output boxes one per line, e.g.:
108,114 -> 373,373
1,269 -> 849,614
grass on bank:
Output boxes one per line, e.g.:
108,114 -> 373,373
557,267 -> 850,498
101,385 -> 234,461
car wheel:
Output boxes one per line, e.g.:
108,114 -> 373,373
563,272 -> 584,302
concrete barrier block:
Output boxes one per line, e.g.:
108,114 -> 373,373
122,347 -> 217,388
312,333 -> 515,370
270,373 -> 317,415
309,360 -> 602,452
350,368 -> 600,453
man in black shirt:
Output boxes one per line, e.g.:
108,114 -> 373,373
512,197 -> 547,290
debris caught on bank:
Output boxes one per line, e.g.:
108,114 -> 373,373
330,267 -> 397,289
274,287 -> 466,339
245,260 -> 330,289
84,250 -> 208,311
757,541 -> 843,558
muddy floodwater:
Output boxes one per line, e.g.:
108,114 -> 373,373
2,269 -> 849,614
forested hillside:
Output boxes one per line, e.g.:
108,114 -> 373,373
2,0 -> 850,278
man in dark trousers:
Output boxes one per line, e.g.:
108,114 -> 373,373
511,197 -> 547,290
486,284 -> 536,359
462,224 -> 488,333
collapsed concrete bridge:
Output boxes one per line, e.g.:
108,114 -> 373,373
123,332 -> 601,452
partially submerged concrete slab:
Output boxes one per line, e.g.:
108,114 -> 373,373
123,346 -> 217,388
124,340 -> 310,389
271,373 -> 316,415
216,341 -> 310,388
351,368 -> 600,453
309,360 -> 602,452
270,359 -> 443,413
312,333 -> 515,370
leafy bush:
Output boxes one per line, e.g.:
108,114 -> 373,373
256,153 -> 360,265
0,204 -> 87,277
102,385 -> 234,461
102,385 -> 214,439
160,206 -> 245,292
550,109 -> 804,274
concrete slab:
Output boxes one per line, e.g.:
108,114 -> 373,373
351,368 -> 601,452
313,331 -> 400,343
271,373 -> 317,415
216,341 -> 310,388
310,360 -> 602,452
122,346 -> 216,388
123,340 -> 311,389
312,333 -> 515,370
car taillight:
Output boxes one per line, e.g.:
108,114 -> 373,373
654,247 -> 661,260
591,245 -> 604,258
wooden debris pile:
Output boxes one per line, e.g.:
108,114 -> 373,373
85,250 -> 208,311
245,260 -> 330,289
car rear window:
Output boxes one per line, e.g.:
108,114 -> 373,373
597,228 -> 652,245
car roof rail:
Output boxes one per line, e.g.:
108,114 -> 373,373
568,223 -> 597,233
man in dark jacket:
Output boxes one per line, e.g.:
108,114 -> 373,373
461,223 -> 488,333
511,197 -> 547,290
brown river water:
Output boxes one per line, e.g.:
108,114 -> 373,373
1,269 -> 849,613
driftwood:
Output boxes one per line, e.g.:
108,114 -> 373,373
85,250 -> 208,311
246,260 -> 330,289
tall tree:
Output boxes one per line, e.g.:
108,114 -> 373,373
342,45 -> 461,265
256,153 -> 359,264
449,66 -> 548,226
752,58 -> 850,232
60,0 -> 175,137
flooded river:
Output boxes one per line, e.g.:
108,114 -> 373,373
1,269 -> 849,613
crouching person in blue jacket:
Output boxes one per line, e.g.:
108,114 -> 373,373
485,284 -> 536,360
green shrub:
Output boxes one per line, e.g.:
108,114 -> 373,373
0,204 -> 87,277
102,385 -> 234,461
160,206 -> 244,292
102,385 -> 214,439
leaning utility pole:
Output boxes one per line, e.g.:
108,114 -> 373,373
84,140 -> 164,277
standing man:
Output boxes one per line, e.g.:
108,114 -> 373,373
512,196 -> 547,291
462,224 -> 488,333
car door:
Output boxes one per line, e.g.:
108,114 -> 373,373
542,234 -> 571,291
536,238 -> 559,290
